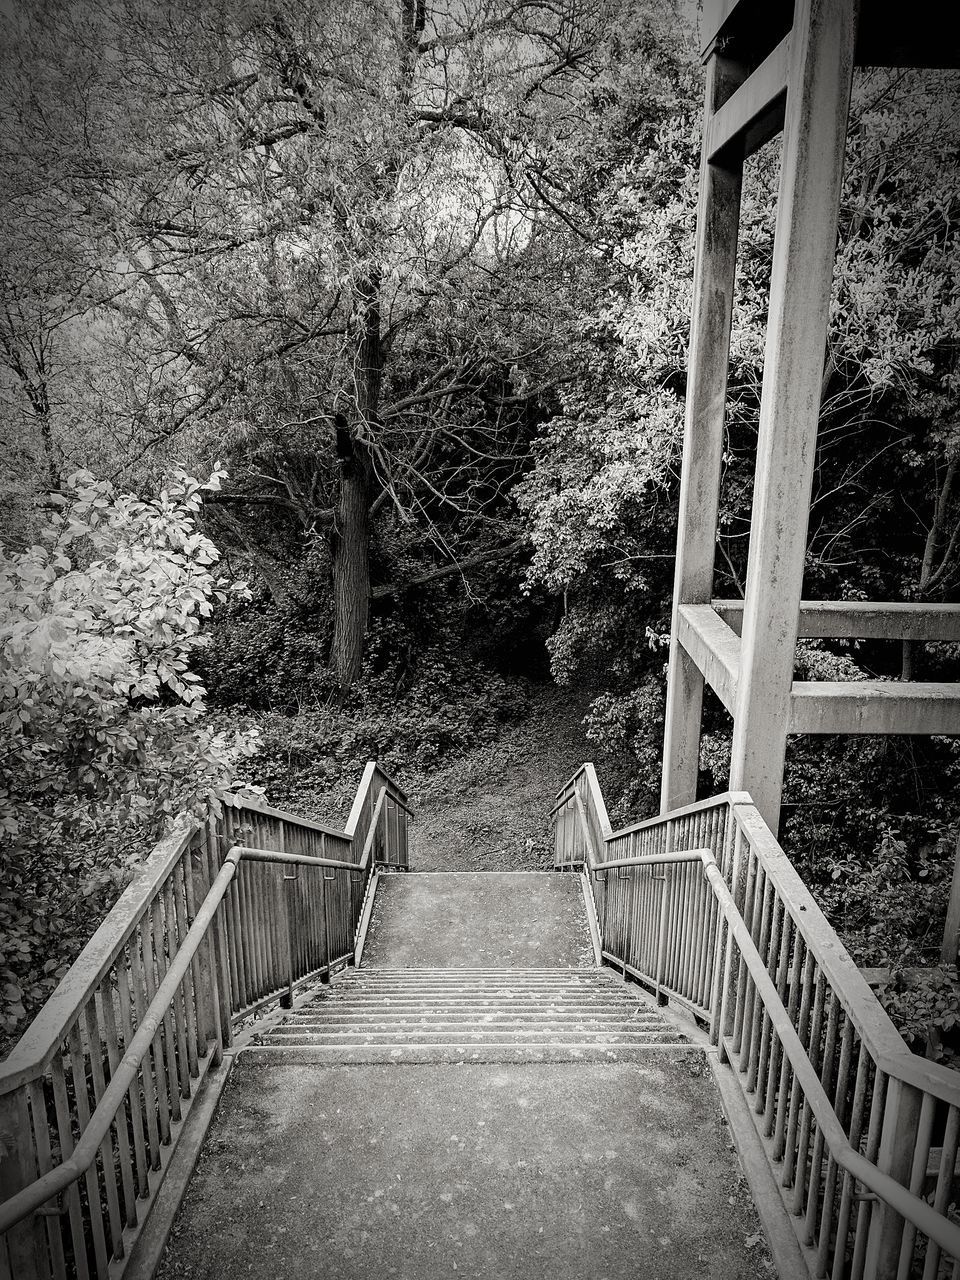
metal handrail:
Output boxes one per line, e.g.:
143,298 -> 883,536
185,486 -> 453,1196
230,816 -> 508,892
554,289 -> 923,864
556,773 -> 960,1108
696,851 -> 960,1263
554,772 -> 960,1269
0,841 -> 375,1235
577,836 -> 960,1261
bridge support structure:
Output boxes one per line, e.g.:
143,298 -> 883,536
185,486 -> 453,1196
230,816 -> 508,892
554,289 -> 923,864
662,0 -> 960,833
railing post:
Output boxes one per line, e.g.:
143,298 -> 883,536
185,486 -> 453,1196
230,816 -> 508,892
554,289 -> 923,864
0,1088 -> 49,1279
863,1076 -> 923,1280
654,870 -> 671,1005
192,823 -> 224,1067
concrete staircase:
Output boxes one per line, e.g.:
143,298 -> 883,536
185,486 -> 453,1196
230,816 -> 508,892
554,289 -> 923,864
251,966 -> 687,1063
158,871 -> 774,1279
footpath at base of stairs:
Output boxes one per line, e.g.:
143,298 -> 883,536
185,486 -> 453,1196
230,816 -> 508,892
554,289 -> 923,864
157,1057 -> 769,1280
157,872 -> 774,1279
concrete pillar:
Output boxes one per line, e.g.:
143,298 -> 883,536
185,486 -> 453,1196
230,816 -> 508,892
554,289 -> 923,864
728,0 -> 859,831
661,56 -> 744,815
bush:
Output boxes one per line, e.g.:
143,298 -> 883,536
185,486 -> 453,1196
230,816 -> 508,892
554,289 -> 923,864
0,467 -> 259,1047
250,648 -> 531,818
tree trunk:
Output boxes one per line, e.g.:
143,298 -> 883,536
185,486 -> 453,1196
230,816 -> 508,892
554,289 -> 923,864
329,271 -> 383,694
330,430 -> 372,692
902,460 -> 958,680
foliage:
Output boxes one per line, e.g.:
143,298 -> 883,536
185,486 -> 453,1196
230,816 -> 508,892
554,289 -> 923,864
252,645 -> 530,819
0,468 -> 259,1042
875,968 -> 960,1068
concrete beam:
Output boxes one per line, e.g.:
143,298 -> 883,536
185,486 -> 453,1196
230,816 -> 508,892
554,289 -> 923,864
705,35 -> 790,163
714,599 -> 960,642
676,605 -> 741,717
789,681 -> 960,735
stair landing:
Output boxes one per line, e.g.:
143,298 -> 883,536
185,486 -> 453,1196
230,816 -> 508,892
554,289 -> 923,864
156,1056 -> 770,1280
362,871 -> 595,968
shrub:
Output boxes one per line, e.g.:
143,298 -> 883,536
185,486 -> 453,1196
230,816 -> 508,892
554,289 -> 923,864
0,467 -> 259,1045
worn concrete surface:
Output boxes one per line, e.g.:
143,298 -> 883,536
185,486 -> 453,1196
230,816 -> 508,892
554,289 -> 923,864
157,1058 -> 773,1280
362,873 -> 595,969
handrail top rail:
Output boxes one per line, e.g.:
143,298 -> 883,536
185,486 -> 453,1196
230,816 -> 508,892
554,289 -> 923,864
0,763 -> 402,1095
344,761 -> 411,837
231,845 -> 365,873
606,790 -> 753,840
228,793 -> 351,841
549,763 -> 613,834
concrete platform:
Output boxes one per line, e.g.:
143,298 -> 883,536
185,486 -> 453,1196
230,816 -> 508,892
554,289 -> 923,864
362,872 -> 594,968
156,1057 -> 772,1280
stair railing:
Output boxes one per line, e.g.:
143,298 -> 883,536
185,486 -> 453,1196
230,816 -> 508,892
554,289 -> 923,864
0,763 -> 410,1280
553,765 -> 960,1280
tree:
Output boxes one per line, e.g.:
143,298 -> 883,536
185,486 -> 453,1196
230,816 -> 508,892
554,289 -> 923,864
1,0 -> 617,692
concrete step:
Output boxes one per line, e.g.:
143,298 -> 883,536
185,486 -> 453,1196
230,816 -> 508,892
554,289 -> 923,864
238,1041 -> 700,1066
252,965 -> 684,1063
281,1014 -> 667,1028
264,1018 -> 675,1039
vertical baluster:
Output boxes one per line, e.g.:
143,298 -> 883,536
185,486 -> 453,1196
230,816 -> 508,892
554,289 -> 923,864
792,971 -> 827,1213
130,919 -> 170,1148
66,1024 -> 109,1275
151,896 -> 183,1123
802,991 -> 840,1243
781,950 -> 817,1185
221,809 -> 244,1012
172,860 -> 200,1079
198,818 -> 228,1057
896,1091 -> 936,1280
751,898 -> 780,1106
162,879 -> 191,1102
747,877 -> 776,1090
761,900 -> 792,1129
49,1055 -> 89,1280
257,857 -> 274,998
696,813 -> 717,1002
735,865 -> 764,1059
183,842 -> 213,1065
850,1065 -> 887,1280
816,1015 -> 855,1277
115,945 -> 155,1182
96,980 -> 138,1230
920,1103 -> 960,1280
207,817 -> 235,1043
697,810 -> 722,1006
732,853 -> 760,1053
831,1041 -> 871,1280
25,1077 -> 66,1277
322,873 -> 332,978
773,929 -> 806,1159
239,855 -> 258,1005
80,1003 -> 123,1261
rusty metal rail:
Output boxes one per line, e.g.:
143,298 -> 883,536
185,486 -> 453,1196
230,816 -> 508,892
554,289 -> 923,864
0,763 -> 410,1280
554,765 -> 960,1280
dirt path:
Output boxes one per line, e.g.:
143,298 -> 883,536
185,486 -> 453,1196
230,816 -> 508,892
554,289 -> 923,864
406,684 -> 596,872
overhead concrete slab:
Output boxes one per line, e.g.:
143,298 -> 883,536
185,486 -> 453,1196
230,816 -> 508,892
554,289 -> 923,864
157,1056 -> 772,1280
362,872 -> 594,968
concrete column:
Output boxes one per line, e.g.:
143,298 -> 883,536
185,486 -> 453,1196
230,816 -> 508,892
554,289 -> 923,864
728,0 -> 859,831
661,56 -> 744,815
